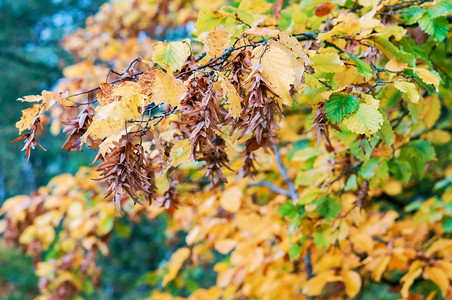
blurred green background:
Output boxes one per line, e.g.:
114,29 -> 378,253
0,1 -> 100,298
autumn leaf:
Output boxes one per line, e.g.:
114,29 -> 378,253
17,95 -> 42,103
220,186 -> 242,213
139,67 -> 187,107
415,67 -> 440,91
314,2 -> 335,17
84,82 -> 144,141
205,25 -> 231,58
162,248 -> 191,286
238,0 -> 272,14
385,57 -> 407,72
152,40 -> 191,73
343,103 -> 383,136
218,74 -> 242,118
16,104 -> 44,134
252,42 -> 295,105
311,52 -> 344,73
394,81 -> 420,103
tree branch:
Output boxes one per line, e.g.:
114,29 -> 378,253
249,180 -> 291,196
272,143 -> 299,201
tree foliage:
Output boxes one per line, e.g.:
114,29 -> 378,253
1,0 -> 452,299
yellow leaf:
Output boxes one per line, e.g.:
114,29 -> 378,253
423,266 -> 449,296
16,104 -> 44,134
334,66 -> 363,87
214,239 -> 238,254
17,95 -> 42,102
98,131 -> 125,156
84,82 -> 143,141
140,67 -> 187,107
205,25 -> 231,58
311,52 -> 344,73
363,94 -> 380,110
439,261 -> 452,280
170,139 -> 191,167
400,265 -> 422,298
350,233 -> 374,253
238,0 -> 272,14
385,57 -> 407,72
343,103 -> 384,136
152,40 -> 191,73
162,247 -> 191,286
423,95 -> 441,129
244,27 -> 280,38
343,270 -> 361,298
220,187 -> 242,213
415,68 -> 440,91
303,270 -> 342,296
372,255 -> 390,281
252,42 -> 295,105
278,31 -> 312,66
394,81 -> 420,103
42,90 -> 67,106
218,74 -> 242,118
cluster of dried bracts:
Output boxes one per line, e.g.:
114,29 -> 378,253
13,32 -> 319,211
13,18 -> 440,212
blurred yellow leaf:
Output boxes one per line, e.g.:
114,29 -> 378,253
343,270 -> 361,298
394,81 -> 420,103
220,187 -> 242,213
400,264 -> 422,298
303,270 -> 342,296
415,68 -> 440,91
424,266 -> 449,296
238,0 -> 272,14
162,247 -> 191,286
385,58 -> 407,72
214,239 -> 238,254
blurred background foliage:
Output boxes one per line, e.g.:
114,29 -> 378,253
0,0 -> 104,202
0,2 -> 216,299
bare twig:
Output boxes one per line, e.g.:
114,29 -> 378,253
249,180 -> 291,196
272,143 -> 299,201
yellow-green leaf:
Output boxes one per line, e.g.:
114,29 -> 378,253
311,52 -> 344,73
152,40 -> 191,73
343,103 -> 384,136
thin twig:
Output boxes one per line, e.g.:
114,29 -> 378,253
249,181 -> 290,196
272,143 -> 299,201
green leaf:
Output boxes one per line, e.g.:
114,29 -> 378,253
442,216 -> 452,233
278,201 -> 297,219
348,55 -> 373,80
402,6 -> 424,25
195,8 -> 224,33
313,225 -> 333,249
418,15 -> 449,42
114,221 -> 132,239
289,244 -> 302,260
388,160 -> 412,183
429,1 -> 452,18
325,93 -> 359,124
316,196 -> 341,221
400,140 -> 436,179
378,114 -> 395,147
358,158 -> 379,179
